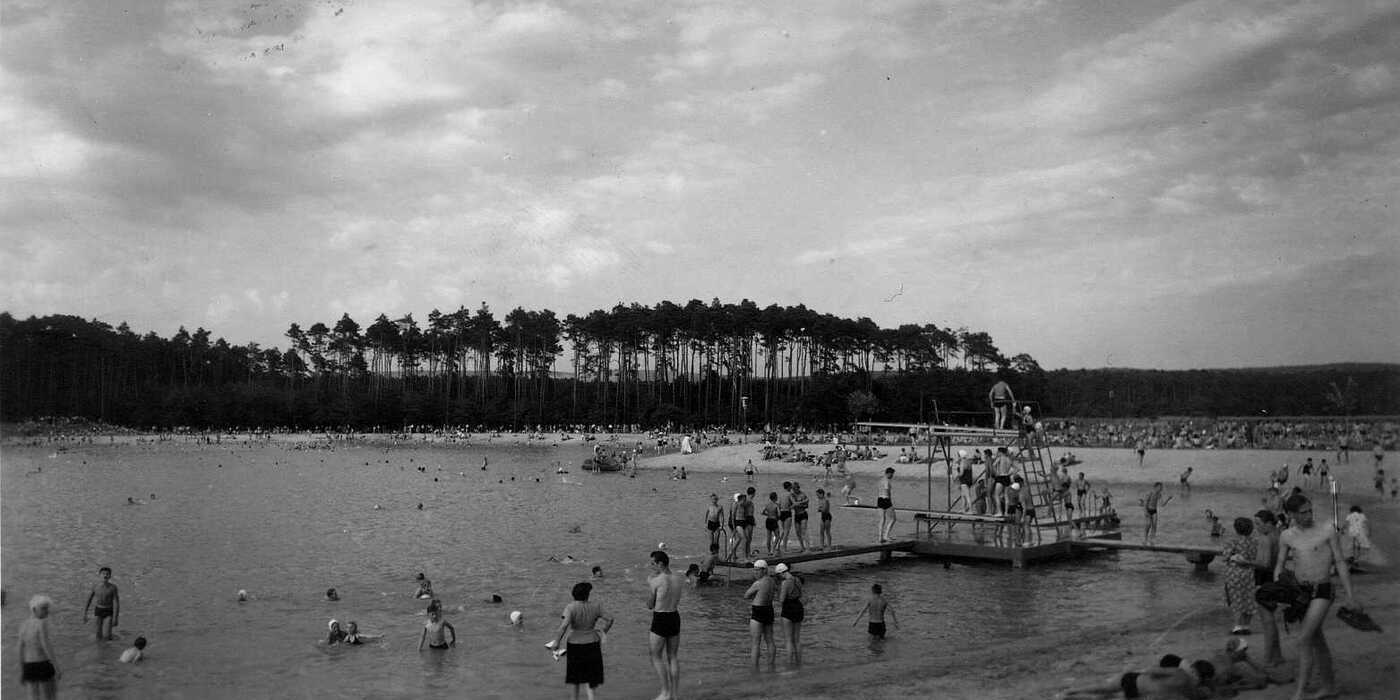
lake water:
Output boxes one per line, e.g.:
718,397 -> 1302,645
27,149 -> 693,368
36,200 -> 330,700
0,437 -> 1379,698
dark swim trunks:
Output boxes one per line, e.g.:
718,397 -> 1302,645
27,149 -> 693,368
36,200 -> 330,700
22,660 -> 55,683
750,605 -> 774,625
794,511 -> 809,523
868,621 -> 886,638
1303,581 -> 1334,600
781,598 -> 805,622
707,520 -> 720,532
876,497 -> 892,510
820,512 -> 832,522
743,516 -> 756,528
765,517 -> 779,531
95,606 -> 114,619
779,510 -> 792,521
993,475 -> 1011,487
428,642 -> 451,650
650,610 -> 680,638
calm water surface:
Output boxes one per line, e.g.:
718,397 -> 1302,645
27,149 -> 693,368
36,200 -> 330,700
0,438 -> 1351,698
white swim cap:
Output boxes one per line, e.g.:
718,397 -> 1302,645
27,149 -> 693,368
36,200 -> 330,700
329,618 -> 339,630
775,563 -> 790,574
237,589 -> 248,600
510,610 -> 523,624
657,542 -> 666,549
29,594 -> 52,612
958,449 -> 967,457
753,559 -> 768,569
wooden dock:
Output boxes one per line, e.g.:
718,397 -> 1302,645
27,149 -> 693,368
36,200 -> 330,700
716,540 -> 917,569
1069,535 -> 1220,570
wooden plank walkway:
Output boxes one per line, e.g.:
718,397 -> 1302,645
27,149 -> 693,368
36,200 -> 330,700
716,540 -> 916,569
1073,537 -> 1222,556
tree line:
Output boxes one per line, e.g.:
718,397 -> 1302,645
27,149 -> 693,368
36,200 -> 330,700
1,306 -> 1396,430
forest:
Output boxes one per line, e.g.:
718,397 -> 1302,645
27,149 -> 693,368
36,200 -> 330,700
2,303 -> 1396,430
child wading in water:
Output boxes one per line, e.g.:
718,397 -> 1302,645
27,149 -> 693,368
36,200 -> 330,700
852,583 -> 898,639
419,607 -> 457,651
19,594 -> 59,700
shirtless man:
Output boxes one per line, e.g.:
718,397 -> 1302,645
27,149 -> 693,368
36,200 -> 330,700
1274,494 -> 1360,700
955,450 -> 975,513
988,377 -> 1016,431
742,560 -> 777,671
704,494 -> 725,551
790,482 -> 811,552
83,566 -> 120,641
1140,483 -> 1171,545
647,550 -> 684,700
877,467 -> 897,543
989,448 -> 1015,516
1178,467 -> 1193,496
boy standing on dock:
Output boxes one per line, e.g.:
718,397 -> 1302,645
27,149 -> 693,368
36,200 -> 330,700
1140,483 -> 1172,545
877,467 -> 897,543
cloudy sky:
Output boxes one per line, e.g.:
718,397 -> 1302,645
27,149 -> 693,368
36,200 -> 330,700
2,0 -> 1397,370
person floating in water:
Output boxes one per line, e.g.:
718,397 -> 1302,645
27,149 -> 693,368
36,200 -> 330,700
83,566 -> 120,641
343,621 -> 381,645
120,636 -> 147,663
327,619 -> 347,645
325,587 -> 340,601
414,573 -> 434,599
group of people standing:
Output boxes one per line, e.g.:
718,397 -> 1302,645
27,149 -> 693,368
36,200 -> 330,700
709,480 -> 836,562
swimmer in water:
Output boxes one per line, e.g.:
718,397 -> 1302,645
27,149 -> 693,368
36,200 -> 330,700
326,587 -> 340,601
327,619 -> 347,645
414,573 -> 434,599
343,621 -> 381,645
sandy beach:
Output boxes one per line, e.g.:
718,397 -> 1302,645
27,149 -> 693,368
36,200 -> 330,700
639,442 -> 1400,700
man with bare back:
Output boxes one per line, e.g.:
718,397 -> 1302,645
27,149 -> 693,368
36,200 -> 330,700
647,550 -> 684,700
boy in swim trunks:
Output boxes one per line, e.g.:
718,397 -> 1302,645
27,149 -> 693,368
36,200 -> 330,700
704,493 -> 725,550
83,566 -> 120,641
646,550 -> 684,699
852,583 -> 897,639
19,594 -> 58,699
1275,494 -> 1361,700
743,560 -> 777,671
877,468 -> 897,542
418,607 -> 456,651
1139,483 -> 1171,546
